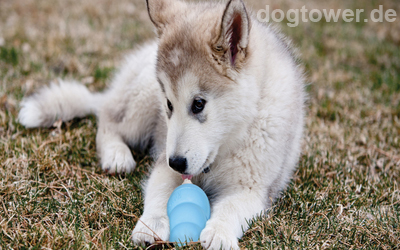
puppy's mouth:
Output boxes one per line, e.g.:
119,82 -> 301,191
182,150 -> 217,178
199,151 -> 217,174
201,150 -> 218,174
181,174 -> 193,180
182,164 -> 211,180
202,166 -> 211,173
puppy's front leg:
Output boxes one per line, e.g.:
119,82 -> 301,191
132,154 -> 181,245
200,189 -> 266,250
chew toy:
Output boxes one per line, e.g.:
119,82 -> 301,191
167,178 -> 210,244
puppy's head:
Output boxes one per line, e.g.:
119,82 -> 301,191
147,0 -> 255,176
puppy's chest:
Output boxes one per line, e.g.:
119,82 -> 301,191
192,160 -> 264,203
246,113 -> 276,151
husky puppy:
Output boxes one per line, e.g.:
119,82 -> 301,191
18,0 -> 306,248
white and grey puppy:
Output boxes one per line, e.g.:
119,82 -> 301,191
18,0 -> 306,249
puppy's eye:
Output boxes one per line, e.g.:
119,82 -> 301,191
167,99 -> 173,112
191,98 -> 206,114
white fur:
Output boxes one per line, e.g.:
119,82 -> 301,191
18,0 -> 306,249
19,80 -> 103,128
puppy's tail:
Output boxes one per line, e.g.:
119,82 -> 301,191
18,79 -> 105,128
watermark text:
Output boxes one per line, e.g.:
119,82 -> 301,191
257,5 -> 397,27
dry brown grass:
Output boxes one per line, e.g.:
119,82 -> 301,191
0,0 -> 399,249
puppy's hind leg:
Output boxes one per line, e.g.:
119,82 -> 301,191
96,79 -> 164,174
96,124 -> 136,174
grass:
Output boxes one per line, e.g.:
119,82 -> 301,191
0,0 -> 399,249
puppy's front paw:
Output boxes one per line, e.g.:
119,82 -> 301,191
200,220 -> 239,250
132,215 -> 169,246
101,143 -> 136,174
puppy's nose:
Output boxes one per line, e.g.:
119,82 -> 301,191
169,157 -> 187,174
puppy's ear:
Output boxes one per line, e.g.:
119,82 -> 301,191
146,0 -> 186,36
214,0 -> 250,69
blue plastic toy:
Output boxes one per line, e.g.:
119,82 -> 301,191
167,178 -> 210,244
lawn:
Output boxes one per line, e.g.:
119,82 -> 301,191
0,0 -> 399,249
